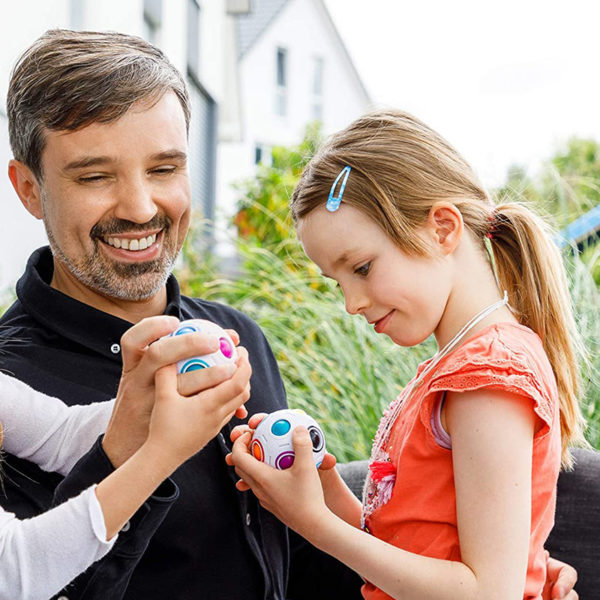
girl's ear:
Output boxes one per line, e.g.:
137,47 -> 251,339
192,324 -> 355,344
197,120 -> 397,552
426,202 -> 463,254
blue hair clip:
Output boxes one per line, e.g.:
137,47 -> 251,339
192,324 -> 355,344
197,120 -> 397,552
326,165 -> 351,212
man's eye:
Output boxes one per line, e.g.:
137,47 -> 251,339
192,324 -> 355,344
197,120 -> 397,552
78,175 -> 108,183
151,166 -> 176,175
354,262 -> 371,276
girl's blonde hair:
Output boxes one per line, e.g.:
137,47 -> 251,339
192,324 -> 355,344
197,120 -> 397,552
291,109 -> 586,467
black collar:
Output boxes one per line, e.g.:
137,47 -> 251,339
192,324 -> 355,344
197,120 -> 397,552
16,246 -> 184,360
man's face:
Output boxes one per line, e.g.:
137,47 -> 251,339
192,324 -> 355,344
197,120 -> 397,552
38,91 -> 191,302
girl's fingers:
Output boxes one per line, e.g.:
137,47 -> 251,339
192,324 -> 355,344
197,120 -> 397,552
230,424 -> 253,442
318,453 -> 337,471
290,427 -> 315,472
121,316 -> 180,371
231,431 -> 254,460
248,412 -> 267,429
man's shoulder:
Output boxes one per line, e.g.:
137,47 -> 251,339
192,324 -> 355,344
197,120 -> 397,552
0,298 -> 41,344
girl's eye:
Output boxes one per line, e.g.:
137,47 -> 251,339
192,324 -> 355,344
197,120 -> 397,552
354,262 -> 371,276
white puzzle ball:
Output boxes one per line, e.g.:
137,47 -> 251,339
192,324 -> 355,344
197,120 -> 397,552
250,409 -> 326,470
169,319 -> 238,374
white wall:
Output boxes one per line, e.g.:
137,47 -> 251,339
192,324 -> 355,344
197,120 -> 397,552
242,0 -> 368,147
0,2 -> 72,290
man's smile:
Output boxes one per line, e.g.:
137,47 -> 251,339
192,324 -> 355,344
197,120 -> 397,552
98,230 -> 163,261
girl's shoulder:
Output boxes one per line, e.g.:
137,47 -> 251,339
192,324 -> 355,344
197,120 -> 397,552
426,322 -> 558,433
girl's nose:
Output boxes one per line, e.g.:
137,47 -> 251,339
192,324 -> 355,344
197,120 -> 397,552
344,290 -> 369,316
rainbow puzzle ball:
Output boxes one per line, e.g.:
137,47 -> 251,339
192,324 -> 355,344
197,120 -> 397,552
169,319 -> 237,374
250,409 -> 326,470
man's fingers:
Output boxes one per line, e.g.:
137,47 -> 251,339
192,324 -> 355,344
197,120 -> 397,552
154,364 -> 179,399
121,316 -> 180,370
547,556 -> 578,600
224,329 -> 240,346
178,363 -> 237,396
234,405 -> 248,420
147,332 -> 223,369
235,479 -> 251,492
193,354 -> 252,404
178,345 -> 251,397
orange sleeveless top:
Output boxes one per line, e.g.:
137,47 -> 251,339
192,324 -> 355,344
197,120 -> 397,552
362,323 -> 561,600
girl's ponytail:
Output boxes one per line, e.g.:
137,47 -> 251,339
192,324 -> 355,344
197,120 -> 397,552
489,203 -> 587,467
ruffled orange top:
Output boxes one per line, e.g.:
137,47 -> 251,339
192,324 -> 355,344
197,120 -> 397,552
362,323 -> 561,600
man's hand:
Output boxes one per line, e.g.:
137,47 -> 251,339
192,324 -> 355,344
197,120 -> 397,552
103,316 -> 243,467
543,552 -> 578,600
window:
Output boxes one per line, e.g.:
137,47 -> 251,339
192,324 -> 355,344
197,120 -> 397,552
275,47 -> 288,116
143,0 -> 162,44
187,74 -> 217,221
311,57 -> 324,121
187,0 -> 201,77
254,144 -> 272,166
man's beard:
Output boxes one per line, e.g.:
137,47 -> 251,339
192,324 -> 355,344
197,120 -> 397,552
42,195 -> 180,301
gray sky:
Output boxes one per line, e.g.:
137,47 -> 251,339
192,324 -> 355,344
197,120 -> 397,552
324,0 -> 600,187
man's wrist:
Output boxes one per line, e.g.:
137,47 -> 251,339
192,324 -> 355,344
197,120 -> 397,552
102,429 -> 145,468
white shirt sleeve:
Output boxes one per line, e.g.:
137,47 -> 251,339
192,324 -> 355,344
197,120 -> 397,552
0,372 -> 114,475
0,485 -> 116,600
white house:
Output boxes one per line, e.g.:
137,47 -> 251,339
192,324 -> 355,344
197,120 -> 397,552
216,0 -> 371,258
0,0 -> 245,290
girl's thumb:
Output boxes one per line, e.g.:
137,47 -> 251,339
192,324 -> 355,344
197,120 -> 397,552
292,426 -> 314,464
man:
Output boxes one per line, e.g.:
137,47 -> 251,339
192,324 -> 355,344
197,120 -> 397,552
1,29 -> 578,599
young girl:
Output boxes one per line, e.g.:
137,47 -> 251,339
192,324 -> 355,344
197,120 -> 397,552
0,315 -> 250,599
229,110 -> 585,600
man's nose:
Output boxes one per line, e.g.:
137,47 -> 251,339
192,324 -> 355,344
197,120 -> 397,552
113,176 -> 158,224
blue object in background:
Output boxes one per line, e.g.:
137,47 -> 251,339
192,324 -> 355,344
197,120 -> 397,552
556,204 -> 600,249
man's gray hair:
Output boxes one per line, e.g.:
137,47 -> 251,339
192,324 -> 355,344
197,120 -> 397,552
7,29 -> 191,180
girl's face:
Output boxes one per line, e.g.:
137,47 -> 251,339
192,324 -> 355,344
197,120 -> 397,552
297,204 -> 454,347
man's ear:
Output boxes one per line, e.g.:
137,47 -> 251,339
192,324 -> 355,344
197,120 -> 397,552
8,159 -> 43,219
426,202 -> 463,254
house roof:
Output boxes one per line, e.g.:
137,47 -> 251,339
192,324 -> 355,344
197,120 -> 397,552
235,0 -> 370,103
557,204 -> 600,247
236,0 -> 290,59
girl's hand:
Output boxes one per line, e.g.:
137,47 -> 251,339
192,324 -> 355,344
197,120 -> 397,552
227,413 -> 337,491
146,346 -> 252,466
229,427 -> 332,539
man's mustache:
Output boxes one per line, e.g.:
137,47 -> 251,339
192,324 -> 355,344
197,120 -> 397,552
90,215 -> 171,238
